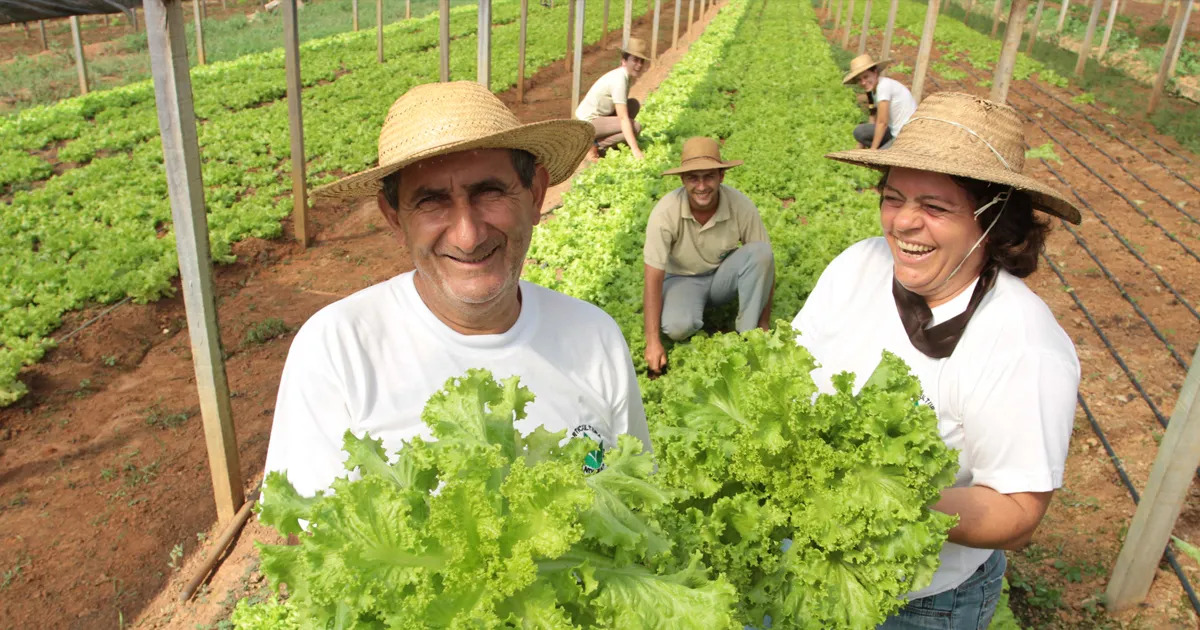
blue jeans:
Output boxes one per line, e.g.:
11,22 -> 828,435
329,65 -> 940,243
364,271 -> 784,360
877,550 -> 1007,630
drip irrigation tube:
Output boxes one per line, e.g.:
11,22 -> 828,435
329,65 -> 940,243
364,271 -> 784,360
1073,90 -> 1197,167
1021,81 -> 1200,197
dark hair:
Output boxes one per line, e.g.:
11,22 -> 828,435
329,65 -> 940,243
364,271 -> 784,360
876,169 -> 1050,278
380,149 -> 537,210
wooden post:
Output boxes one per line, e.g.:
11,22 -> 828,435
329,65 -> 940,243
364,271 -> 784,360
141,0 -> 244,524
1106,343 -> 1200,611
70,16 -> 89,95
566,0 -> 574,72
992,0 -> 1030,102
672,0 -> 681,46
912,0 -> 940,102
1149,0 -> 1191,112
859,0 -> 873,54
283,0 -> 309,246
1166,0 -> 1193,77
652,0 -> 661,59
882,0 -> 899,59
603,0 -> 610,46
842,0 -> 856,47
38,20 -> 48,50
193,0 -> 207,65
834,0 -> 844,35
1074,0 -> 1104,76
1097,0 -> 1120,57
688,0 -> 695,34
990,0 -> 1004,35
439,0 -> 450,81
1056,0 -> 1070,33
353,0 -> 359,31
623,0 -> 632,48
1161,0 -> 1172,21
478,0 -> 492,87
1027,0 -> 1046,52
964,0 -> 976,24
572,0 -> 586,113
517,0 -> 528,102
406,0 -> 411,19
377,0 -> 384,63
132,8 -> 141,32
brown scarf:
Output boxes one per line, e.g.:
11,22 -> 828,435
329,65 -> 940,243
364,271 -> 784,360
892,265 -> 999,359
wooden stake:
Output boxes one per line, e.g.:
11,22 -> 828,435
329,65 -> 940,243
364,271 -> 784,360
1166,0 -> 1193,77
1161,0 -> 1172,21
406,0 -> 411,19
912,0 -> 940,102
652,0 -> 661,59
673,0 -> 680,47
1107,343 -> 1200,611
990,0 -> 1004,35
842,0 -> 856,47
623,0 -> 632,48
518,0 -> 529,102
1056,0 -> 1070,33
132,8 -> 140,32
992,0 -> 1030,102
70,16 -> 89,95
571,0 -> 585,113
603,0 -> 610,46
283,0 -> 309,246
193,0 -> 207,65
833,0 -> 845,35
964,0 -> 976,24
1149,0 -> 1192,112
353,0 -> 359,31
142,0 -> 244,524
859,0 -> 873,54
39,20 -> 49,50
377,0 -> 384,63
1097,0 -> 1120,57
566,0 -> 574,72
1027,0 -> 1046,52
478,0 -> 492,87
1074,0 -> 1104,76
882,0 -> 899,59
439,0 -> 450,81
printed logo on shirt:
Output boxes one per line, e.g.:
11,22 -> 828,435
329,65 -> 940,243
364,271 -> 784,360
917,393 -> 936,412
570,424 -> 606,473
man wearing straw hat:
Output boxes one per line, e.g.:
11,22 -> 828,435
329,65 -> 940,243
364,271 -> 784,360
793,92 -> 1082,626
575,37 -> 651,160
642,137 -> 775,373
844,53 -> 916,150
263,81 -> 652,498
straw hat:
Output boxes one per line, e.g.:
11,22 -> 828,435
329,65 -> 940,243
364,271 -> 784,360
312,81 -> 593,201
825,92 -> 1082,224
843,53 -> 890,85
661,137 -> 743,176
623,37 -> 651,61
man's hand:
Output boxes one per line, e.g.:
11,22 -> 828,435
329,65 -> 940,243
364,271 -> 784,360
645,340 -> 668,373
632,147 -> 645,160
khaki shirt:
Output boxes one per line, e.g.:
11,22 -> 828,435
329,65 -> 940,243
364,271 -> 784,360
643,185 -> 770,276
575,67 -> 630,121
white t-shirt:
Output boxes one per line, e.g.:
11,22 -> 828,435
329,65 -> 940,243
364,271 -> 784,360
874,76 -> 916,137
792,238 -> 1079,599
575,67 -> 630,121
264,271 -> 652,499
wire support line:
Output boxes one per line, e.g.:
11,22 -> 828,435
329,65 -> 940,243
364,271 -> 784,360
1019,81 -> 1200,196
1075,394 -> 1200,616
53,297 -> 133,344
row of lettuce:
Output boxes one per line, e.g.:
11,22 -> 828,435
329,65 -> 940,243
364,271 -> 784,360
233,2 -> 970,627
0,0 -> 653,405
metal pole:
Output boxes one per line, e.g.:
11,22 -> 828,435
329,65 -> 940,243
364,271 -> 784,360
911,0 -> 940,102
70,16 -> 89,95
283,0 -> 309,245
439,0 -> 450,81
141,0 -> 244,524
478,0 -> 492,87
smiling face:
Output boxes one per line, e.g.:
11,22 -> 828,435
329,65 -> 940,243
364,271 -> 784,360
681,168 -> 725,214
378,149 -> 548,331
622,54 -> 648,79
855,68 -> 879,92
880,167 -> 990,307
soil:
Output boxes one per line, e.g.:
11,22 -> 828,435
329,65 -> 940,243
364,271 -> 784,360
0,2 -> 716,629
826,14 -> 1200,628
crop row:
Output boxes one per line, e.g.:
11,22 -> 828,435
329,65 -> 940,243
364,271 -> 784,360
0,0 -> 652,405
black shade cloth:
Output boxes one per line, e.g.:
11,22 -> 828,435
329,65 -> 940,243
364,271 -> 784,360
1,0 -> 142,25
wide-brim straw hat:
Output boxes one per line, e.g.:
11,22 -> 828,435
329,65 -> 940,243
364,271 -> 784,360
843,53 -> 890,84
825,92 -> 1082,224
623,37 -> 651,61
662,137 -> 743,175
312,81 -> 593,201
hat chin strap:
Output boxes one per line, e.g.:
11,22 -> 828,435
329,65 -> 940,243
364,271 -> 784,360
900,187 -> 1013,296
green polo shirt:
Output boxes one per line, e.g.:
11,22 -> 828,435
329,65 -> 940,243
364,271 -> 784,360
643,184 -> 770,277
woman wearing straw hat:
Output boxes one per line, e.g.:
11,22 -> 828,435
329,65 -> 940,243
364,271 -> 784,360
264,81 -> 652,500
844,53 -> 916,150
792,93 -> 1082,627
575,37 -> 651,160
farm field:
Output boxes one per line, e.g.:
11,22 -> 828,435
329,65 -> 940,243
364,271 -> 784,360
0,0 -> 1198,628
